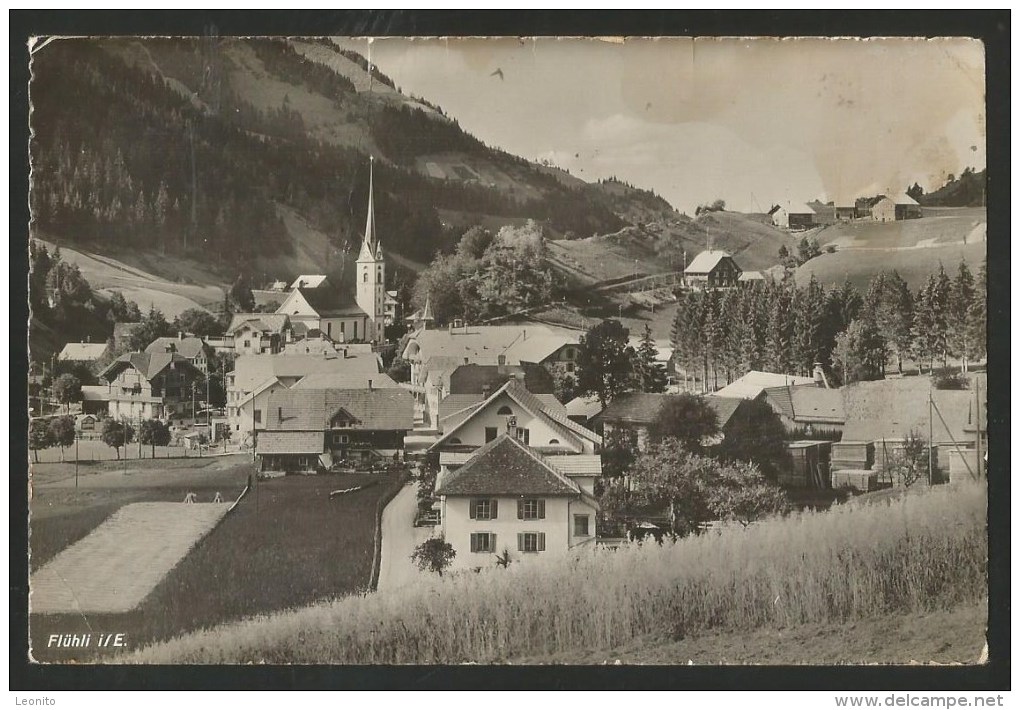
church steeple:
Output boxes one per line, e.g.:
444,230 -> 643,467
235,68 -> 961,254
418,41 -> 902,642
356,156 -> 385,343
358,156 -> 378,261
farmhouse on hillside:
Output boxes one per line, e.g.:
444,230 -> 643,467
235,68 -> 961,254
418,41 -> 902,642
770,202 -> 817,230
256,385 -> 414,472
871,193 -> 922,222
683,250 -> 742,290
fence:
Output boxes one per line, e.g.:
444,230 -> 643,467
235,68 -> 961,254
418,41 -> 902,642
31,438 -> 235,464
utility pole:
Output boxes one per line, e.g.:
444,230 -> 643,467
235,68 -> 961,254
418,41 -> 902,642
975,379 -> 983,478
74,430 -> 79,488
928,384 -> 934,486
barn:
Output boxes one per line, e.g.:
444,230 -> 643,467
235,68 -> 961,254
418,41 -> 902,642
770,202 -> 817,230
683,250 -> 742,290
871,193 -> 922,222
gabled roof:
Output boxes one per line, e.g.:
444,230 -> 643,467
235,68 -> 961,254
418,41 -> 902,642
293,372 -> 399,390
435,434 -> 581,497
738,271 -> 765,281
432,378 -> 601,449
263,387 -> 413,432
705,396 -> 746,430
291,288 -> 365,318
877,193 -> 920,206
402,324 -> 570,366
840,376 -> 985,444
289,274 -> 329,290
777,202 -> 816,215
144,336 -> 208,360
713,371 -> 815,400
256,431 -> 324,455
226,313 -> 290,336
99,352 -> 200,382
58,342 -> 108,361
565,395 -> 604,420
230,351 -> 381,392
791,386 -> 845,424
499,333 -> 579,365
544,455 -> 603,476
684,250 -> 737,275
595,392 -> 670,425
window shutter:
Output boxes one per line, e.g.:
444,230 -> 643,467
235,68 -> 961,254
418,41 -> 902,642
538,499 -> 545,519
470,500 -> 477,520
491,499 -> 498,519
490,534 -> 496,553
517,500 -> 524,519
538,532 -> 546,552
470,533 -> 478,553
517,533 -> 524,552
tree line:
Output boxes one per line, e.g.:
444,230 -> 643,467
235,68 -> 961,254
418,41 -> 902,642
670,261 -> 986,391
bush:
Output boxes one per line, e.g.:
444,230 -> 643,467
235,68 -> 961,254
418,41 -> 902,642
932,368 -> 969,390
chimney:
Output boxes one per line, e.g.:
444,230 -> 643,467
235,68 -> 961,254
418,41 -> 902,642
514,371 -> 525,382
481,384 -> 491,400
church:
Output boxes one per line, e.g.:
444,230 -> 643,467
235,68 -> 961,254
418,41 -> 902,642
273,159 -> 387,344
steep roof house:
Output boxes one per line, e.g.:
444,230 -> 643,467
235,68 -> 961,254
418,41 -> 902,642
256,385 -> 414,472
771,202 -> 817,230
58,341 -> 109,363
97,351 -> 205,421
144,334 -> 214,374
683,250 -> 742,289
871,193 -> 922,222
434,434 -> 600,571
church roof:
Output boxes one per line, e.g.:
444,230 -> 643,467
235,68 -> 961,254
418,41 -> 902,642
358,158 -> 380,262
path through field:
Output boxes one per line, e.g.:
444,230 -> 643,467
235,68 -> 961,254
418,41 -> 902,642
30,502 -> 231,614
376,483 -> 431,591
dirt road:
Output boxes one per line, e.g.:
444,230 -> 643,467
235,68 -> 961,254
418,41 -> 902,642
376,483 -> 432,591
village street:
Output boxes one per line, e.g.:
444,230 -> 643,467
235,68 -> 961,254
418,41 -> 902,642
376,482 -> 432,591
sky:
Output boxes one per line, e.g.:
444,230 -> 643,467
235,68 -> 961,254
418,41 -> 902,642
338,36 -> 985,215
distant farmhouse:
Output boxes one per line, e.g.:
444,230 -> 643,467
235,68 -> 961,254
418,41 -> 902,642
769,202 -> 816,230
58,341 -> 108,364
683,250 -> 742,290
871,193 -> 922,222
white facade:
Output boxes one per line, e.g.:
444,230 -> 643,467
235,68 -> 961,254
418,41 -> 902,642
356,160 -> 386,344
439,495 -> 597,571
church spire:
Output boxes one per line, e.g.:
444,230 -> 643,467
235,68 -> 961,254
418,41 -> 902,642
358,156 -> 378,261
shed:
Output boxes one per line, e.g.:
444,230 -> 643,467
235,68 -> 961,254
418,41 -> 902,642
831,440 -> 875,472
781,440 -> 832,489
831,469 -> 878,493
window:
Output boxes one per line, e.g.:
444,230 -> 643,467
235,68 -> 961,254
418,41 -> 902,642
574,515 -> 590,537
497,405 -> 513,416
564,348 -> 576,360
363,271 -> 368,283
340,322 -> 345,334
253,409 -> 262,424
470,532 -> 496,553
518,532 -> 545,553
448,437 -> 462,445
548,439 -> 560,445
327,322 -> 332,337
566,362 -> 575,373
470,498 -> 498,521
518,498 -> 545,520
517,428 -> 530,445
353,322 -> 358,339
244,340 -> 251,349
485,427 -> 498,443
333,433 -> 350,445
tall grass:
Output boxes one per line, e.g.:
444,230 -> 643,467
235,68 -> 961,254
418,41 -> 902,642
131,482 -> 987,664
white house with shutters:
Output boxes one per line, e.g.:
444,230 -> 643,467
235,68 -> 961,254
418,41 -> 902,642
430,379 -> 602,571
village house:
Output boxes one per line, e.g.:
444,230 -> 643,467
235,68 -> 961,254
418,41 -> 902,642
737,270 -> 766,285
431,378 -> 602,456
592,391 -> 757,452
807,200 -> 837,226
57,341 -> 109,365
384,290 -> 400,326
712,370 -> 817,401
225,313 -> 293,356
683,250 -> 742,290
144,334 -> 214,374
401,322 -> 580,426
871,193 -> 923,222
434,434 -> 600,571
433,363 -> 556,433
226,347 -> 382,440
276,162 -> 388,344
256,385 -> 414,472
770,202 -> 817,230
763,384 -> 846,436
96,351 -> 205,421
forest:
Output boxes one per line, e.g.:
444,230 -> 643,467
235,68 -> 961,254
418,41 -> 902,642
670,261 -> 987,390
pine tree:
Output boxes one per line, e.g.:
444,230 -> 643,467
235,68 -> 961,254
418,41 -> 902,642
947,261 -> 976,372
791,275 -> 826,376
967,260 -> 987,364
633,324 -> 667,393
912,269 -> 950,373
764,285 -> 793,373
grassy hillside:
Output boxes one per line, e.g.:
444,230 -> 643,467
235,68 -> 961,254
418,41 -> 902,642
794,241 -> 987,293
129,481 -> 986,664
810,209 -> 986,250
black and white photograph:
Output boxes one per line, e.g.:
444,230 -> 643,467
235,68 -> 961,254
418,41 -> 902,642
14,18 -> 1005,687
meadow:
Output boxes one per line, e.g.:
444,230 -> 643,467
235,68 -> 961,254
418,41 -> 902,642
29,469 -> 404,662
130,480 -> 987,664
